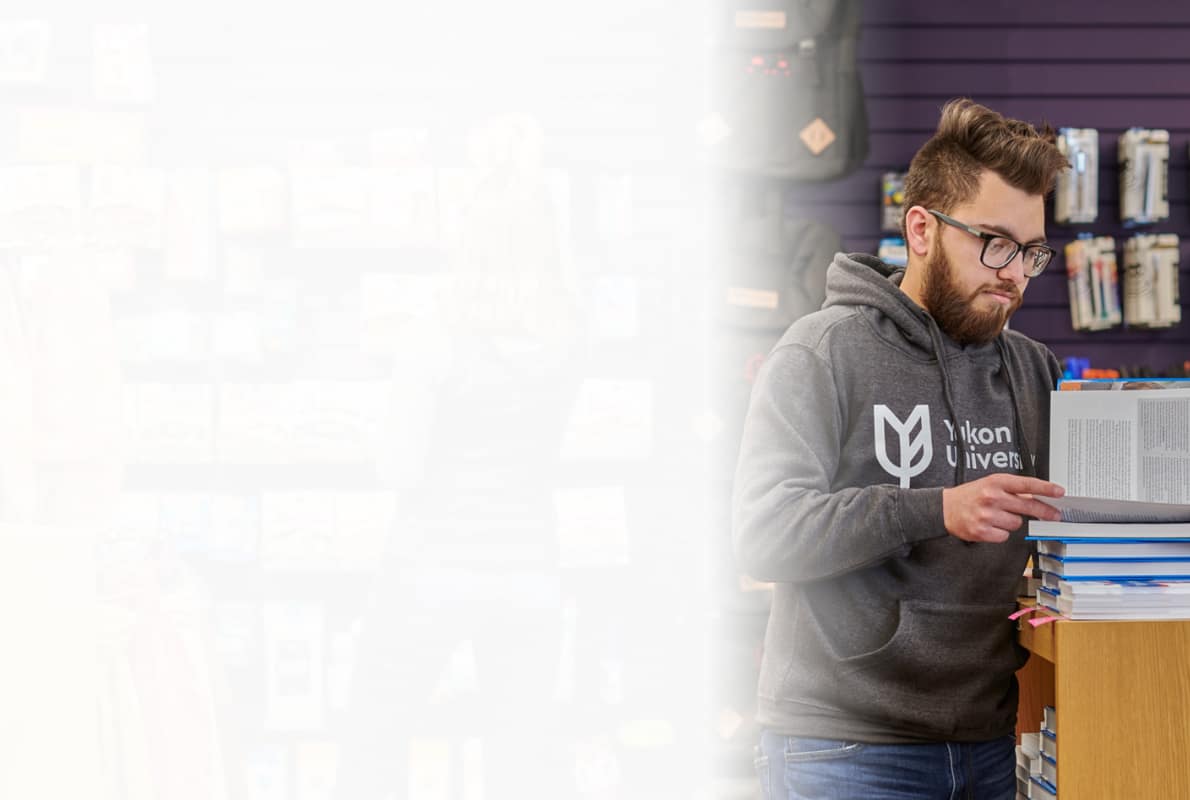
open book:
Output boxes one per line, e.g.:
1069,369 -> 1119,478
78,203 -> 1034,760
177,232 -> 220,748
1046,386 -> 1190,523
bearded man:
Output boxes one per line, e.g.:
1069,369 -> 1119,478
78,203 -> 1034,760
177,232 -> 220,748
733,98 -> 1071,800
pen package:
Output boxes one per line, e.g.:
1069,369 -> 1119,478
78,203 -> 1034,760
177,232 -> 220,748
1064,235 -> 1120,332
1054,128 -> 1098,224
880,171 -> 907,233
1119,128 -> 1169,225
1123,233 -> 1180,328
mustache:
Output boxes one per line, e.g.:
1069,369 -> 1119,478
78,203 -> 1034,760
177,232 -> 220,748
975,281 -> 1022,303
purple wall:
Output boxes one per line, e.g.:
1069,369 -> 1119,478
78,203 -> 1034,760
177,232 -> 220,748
791,0 -> 1190,373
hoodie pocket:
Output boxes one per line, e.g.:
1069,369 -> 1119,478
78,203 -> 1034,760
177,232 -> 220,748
831,599 -> 1021,735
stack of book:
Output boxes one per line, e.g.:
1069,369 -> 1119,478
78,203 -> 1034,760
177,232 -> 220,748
1015,730 -> 1042,799
1016,706 -> 1059,800
1029,519 -> 1190,620
1036,381 -> 1190,619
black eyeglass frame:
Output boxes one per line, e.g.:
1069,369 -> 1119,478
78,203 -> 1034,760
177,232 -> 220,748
927,209 -> 1055,278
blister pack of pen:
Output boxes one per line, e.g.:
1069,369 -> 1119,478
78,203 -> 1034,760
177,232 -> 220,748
1054,128 -> 1098,224
1122,233 -> 1181,328
1118,128 -> 1169,225
880,171 -> 907,233
1064,234 -> 1120,331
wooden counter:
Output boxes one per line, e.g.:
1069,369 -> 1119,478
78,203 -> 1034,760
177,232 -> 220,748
1015,600 -> 1190,799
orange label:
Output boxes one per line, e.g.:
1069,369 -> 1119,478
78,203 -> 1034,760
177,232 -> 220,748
800,117 -> 837,155
734,10 -> 786,29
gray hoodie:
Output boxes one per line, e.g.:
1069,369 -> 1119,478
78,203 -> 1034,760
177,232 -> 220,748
732,252 -> 1062,743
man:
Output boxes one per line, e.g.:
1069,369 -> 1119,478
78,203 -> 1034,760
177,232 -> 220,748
732,99 -> 1071,799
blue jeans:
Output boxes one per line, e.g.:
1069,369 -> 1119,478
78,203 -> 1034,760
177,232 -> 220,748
754,730 -> 1017,800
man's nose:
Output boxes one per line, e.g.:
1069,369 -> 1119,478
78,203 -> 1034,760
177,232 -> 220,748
997,250 -> 1030,286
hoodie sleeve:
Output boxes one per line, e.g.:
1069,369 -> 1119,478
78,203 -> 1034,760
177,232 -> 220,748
732,342 -> 949,583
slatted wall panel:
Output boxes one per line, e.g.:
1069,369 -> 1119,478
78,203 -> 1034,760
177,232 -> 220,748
791,0 -> 1190,373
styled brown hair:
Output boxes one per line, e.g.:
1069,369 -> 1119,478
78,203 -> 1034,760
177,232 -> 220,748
899,99 -> 1069,240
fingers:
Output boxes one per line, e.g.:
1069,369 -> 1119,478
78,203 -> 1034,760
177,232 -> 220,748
977,528 -> 1011,544
971,510 -> 1026,541
992,474 -> 1066,498
956,518 -> 1014,543
998,492 -> 1063,522
943,474 -> 1066,545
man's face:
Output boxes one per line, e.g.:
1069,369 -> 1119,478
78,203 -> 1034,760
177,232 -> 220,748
921,171 -> 1045,346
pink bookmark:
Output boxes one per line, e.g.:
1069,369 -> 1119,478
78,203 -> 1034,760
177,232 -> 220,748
1027,615 -> 1062,628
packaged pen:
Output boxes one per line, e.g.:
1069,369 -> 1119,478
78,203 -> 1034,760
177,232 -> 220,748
1123,233 -> 1180,328
880,171 -> 907,233
1119,129 -> 1169,225
1055,128 -> 1098,224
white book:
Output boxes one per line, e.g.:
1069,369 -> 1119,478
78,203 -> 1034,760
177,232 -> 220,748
1054,598 -> 1190,620
1030,776 -> 1057,800
1054,578 -> 1190,619
1029,517 -> 1190,539
1060,578 -> 1190,597
1037,539 -> 1190,558
1041,754 -> 1057,789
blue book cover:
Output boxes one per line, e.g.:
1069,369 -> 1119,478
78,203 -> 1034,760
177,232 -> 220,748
1039,553 -> 1190,579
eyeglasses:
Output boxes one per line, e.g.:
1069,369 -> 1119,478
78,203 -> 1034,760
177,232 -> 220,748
927,209 -> 1055,278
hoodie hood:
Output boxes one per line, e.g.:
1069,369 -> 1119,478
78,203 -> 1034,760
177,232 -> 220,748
821,251 -> 1008,361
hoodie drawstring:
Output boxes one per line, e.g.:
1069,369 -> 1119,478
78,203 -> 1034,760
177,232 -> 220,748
925,320 -> 1037,485
924,317 -> 966,486
995,337 -> 1037,478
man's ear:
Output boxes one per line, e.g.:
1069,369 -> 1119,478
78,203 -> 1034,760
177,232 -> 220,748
904,205 -> 934,258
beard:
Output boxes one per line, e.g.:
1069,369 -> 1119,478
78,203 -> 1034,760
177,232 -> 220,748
921,240 -> 1022,346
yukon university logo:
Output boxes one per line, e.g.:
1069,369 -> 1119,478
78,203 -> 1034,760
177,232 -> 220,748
873,404 -> 933,488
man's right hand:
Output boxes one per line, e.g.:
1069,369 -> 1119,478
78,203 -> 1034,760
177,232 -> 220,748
942,474 -> 1065,543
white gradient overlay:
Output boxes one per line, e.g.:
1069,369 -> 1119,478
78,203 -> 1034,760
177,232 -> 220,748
0,2 -> 719,798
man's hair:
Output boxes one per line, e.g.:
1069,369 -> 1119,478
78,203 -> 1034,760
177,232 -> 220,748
900,99 -> 1069,240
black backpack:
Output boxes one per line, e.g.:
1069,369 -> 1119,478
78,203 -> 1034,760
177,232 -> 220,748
708,0 -> 868,180
712,187 -> 842,482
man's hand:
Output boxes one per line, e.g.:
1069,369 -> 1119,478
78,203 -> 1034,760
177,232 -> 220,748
942,474 -> 1065,543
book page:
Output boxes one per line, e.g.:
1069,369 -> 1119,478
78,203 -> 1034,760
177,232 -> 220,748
1050,388 -> 1190,502
1036,495 -> 1190,524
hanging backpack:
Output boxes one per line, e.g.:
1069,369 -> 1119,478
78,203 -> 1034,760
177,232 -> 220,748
707,0 -> 868,181
711,187 -> 841,484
